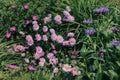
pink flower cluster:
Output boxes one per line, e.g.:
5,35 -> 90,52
62,64 -> 81,76
5,26 -> 17,39
50,29 -> 76,46
28,65 -> 35,71
63,6 -> 75,22
35,34 -> 41,41
39,58 -> 46,67
34,46 -> 45,59
54,6 -> 74,24
44,14 -> 52,24
32,21 -> 39,31
26,35 -> 34,46
54,15 -> 62,24
8,6 -> 80,76
8,64 -> 19,69
13,45 -> 26,52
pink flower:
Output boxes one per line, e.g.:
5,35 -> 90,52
11,5 -> 16,8
23,4 -> 28,9
49,57 -> 58,66
25,20 -> 30,25
24,58 -> 29,63
34,53 -> 41,59
35,34 -> 41,41
59,63 -> 63,67
71,67 -> 81,76
56,35 -> 64,43
33,24 -> 39,31
51,34 -> 57,41
13,45 -> 26,52
52,49 -> 57,54
42,35 -> 48,41
40,58 -> 46,63
53,67 -> 59,73
54,15 -> 61,20
39,62 -> 44,67
27,40 -> 34,46
67,16 -> 75,22
32,21 -> 38,24
36,46 -> 43,53
44,17 -> 51,24
69,38 -> 76,46
63,15 -> 75,22
28,65 -> 35,71
63,11 -> 70,16
67,32 -> 74,37
19,31 -> 25,35
25,35 -> 34,46
5,32 -> 11,39
47,53 -> 54,59
43,26 -> 48,32
8,64 -> 19,69
34,52 -> 45,59
66,6 -> 71,12
32,16 -> 38,21
62,64 -> 72,72
50,28 -> 55,34
26,35 -> 33,41
10,26 -> 16,32
62,41 -> 69,46
54,15 -> 62,24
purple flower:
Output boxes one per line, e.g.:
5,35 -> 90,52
110,40 -> 120,47
43,26 -> 48,32
25,20 -> 30,25
23,4 -> 28,10
49,57 -> 58,66
111,27 -> 119,32
66,6 -> 71,12
28,65 -> 35,71
36,46 -> 43,53
10,26 -> 16,32
94,7 -> 109,14
54,15 -> 62,24
85,28 -> 96,35
44,16 -> 51,24
33,24 -> 39,31
35,34 -> 41,41
26,35 -> 34,46
50,28 -> 55,34
8,64 -> 19,69
47,53 -> 54,59
53,67 -> 59,73
13,45 -> 26,52
52,49 -> 57,54
69,38 -> 76,46
63,15 -> 75,22
42,35 -> 48,41
32,16 -> 38,21
63,11 -> 70,17
5,32 -> 11,39
83,20 -> 93,24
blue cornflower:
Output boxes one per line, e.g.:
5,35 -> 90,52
85,28 -> 96,35
83,20 -> 93,24
94,7 -> 109,13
